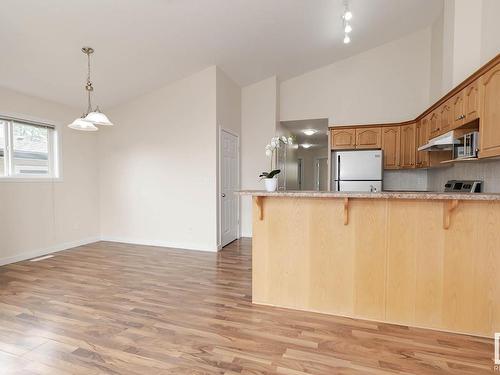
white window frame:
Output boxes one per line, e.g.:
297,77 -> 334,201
0,113 -> 61,182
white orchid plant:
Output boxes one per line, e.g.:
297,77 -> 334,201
260,135 -> 294,180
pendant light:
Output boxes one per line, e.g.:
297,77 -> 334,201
68,47 -> 113,131
342,1 -> 353,44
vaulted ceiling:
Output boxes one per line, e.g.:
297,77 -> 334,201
0,0 -> 443,108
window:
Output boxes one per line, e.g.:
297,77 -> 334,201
0,117 -> 59,179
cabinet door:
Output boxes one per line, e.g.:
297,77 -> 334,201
400,123 -> 416,168
429,111 -> 440,138
415,119 -> 429,168
381,127 -> 400,169
479,65 -> 500,158
355,127 -> 382,149
464,79 -> 480,123
452,91 -> 465,129
331,129 -> 356,149
440,101 -> 452,134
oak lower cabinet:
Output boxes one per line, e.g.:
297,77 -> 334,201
355,127 -> 382,149
400,123 -> 416,168
381,127 -> 400,169
331,129 -> 356,149
479,63 -> 500,158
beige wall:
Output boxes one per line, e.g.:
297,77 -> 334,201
99,67 -> 219,251
0,87 -> 100,265
240,77 -> 278,237
280,29 -> 432,124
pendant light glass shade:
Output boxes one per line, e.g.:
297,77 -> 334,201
68,117 -> 98,131
83,109 -> 113,126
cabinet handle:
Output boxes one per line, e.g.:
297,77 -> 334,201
455,114 -> 465,121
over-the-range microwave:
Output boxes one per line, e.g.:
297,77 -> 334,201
455,131 -> 479,158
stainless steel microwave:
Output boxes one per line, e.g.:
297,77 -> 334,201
463,131 -> 479,158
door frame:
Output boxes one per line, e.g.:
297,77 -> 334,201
218,126 -> 240,250
314,157 -> 328,191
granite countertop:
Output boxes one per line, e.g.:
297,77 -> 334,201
235,190 -> 500,201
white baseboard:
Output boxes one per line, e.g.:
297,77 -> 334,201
0,237 -> 101,266
100,236 -> 218,253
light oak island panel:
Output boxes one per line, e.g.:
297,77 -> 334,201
252,196 -> 500,337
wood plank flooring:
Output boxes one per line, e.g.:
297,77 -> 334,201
0,239 -> 495,374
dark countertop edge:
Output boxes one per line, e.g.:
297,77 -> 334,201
235,190 -> 500,201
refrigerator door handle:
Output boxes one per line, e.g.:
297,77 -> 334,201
337,154 -> 341,191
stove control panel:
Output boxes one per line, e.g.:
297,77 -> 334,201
444,180 -> 482,193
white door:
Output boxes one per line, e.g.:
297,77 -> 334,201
221,130 -> 239,247
315,158 -> 328,191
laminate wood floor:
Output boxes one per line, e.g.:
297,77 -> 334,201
0,239 -> 495,374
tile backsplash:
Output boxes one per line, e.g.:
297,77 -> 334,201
383,159 -> 500,192
427,159 -> 500,192
383,169 -> 428,191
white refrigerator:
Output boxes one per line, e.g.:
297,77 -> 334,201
332,150 -> 383,192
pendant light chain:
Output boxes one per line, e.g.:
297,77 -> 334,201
85,50 -> 94,115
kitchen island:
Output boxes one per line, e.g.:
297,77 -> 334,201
237,190 -> 500,337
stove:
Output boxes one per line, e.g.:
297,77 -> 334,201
444,180 -> 482,193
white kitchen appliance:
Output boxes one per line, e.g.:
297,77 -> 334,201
332,150 -> 383,192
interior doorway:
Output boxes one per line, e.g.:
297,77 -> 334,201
220,129 -> 239,247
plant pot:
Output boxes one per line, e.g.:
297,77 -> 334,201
264,177 -> 278,192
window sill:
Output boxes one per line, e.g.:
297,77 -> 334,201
0,177 -> 63,183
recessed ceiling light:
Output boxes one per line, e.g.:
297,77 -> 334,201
301,144 -> 313,149
344,23 -> 352,33
343,35 -> 351,44
302,129 -> 318,136
344,11 -> 353,21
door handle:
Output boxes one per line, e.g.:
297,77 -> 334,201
221,193 -> 226,198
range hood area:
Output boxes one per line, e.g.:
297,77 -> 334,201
417,131 -> 460,151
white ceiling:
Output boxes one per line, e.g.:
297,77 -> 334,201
0,0 -> 443,109
281,118 -> 329,147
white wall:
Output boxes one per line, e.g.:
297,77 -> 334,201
99,66 -> 219,251
280,29 -> 432,124
438,0 -> 500,94
216,68 -> 242,137
430,9 -> 445,103
240,77 -> 278,237
480,0 -> 500,64
451,0 -> 483,86
0,87 -> 100,265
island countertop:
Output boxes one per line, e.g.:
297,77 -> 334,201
236,190 -> 500,201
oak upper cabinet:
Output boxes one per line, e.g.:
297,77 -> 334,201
429,110 -> 441,138
464,79 -> 480,123
331,128 -> 356,149
452,80 -> 480,129
452,90 -> 465,128
479,63 -> 500,158
381,127 -> 400,169
355,127 -> 382,149
415,119 -> 429,168
400,122 -> 416,168
439,100 -> 453,134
